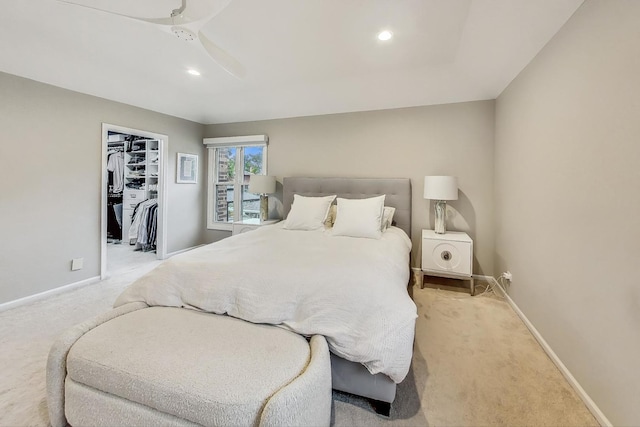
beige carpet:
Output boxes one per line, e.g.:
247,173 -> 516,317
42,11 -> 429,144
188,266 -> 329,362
0,264 -> 598,427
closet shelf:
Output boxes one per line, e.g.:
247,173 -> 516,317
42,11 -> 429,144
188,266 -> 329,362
107,134 -> 160,244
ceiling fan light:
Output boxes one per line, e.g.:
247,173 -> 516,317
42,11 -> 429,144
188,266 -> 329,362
172,26 -> 197,41
377,30 -> 393,41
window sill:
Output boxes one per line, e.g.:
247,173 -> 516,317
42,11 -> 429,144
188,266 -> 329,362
207,222 -> 233,231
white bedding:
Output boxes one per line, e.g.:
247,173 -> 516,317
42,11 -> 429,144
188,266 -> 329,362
114,223 -> 417,383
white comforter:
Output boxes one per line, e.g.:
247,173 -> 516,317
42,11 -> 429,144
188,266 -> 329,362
114,224 -> 417,383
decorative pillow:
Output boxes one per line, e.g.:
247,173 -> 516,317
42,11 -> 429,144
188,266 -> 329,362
323,204 -> 338,228
382,206 -> 396,230
332,195 -> 386,239
326,204 -> 394,230
284,194 -> 336,230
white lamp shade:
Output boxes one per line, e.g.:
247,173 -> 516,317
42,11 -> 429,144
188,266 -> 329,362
424,176 -> 458,200
248,175 -> 276,194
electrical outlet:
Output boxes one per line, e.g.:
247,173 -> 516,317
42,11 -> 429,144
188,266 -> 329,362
503,271 -> 512,281
71,258 -> 84,271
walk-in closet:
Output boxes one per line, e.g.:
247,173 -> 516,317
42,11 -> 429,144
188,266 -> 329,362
106,130 -> 161,273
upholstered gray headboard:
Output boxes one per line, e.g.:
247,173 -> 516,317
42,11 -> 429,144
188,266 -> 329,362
282,177 -> 412,236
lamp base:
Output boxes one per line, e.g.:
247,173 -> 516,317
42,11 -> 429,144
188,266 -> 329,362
260,194 -> 269,222
434,200 -> 447,234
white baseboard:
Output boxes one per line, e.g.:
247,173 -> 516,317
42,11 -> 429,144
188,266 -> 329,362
166,244 -> 205,258
489,277 -> 612,427
0,275 -> 100,313
472,274 -> 494,282
0,245 -> 201,312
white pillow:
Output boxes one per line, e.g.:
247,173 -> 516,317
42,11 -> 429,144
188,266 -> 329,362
284,194 -> 336,230
332,195 -> 385,239
382,206 -> 396,230
327,204 -> 395,230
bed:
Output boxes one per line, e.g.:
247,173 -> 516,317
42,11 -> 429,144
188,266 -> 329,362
281,176 -> 415,413
45,177 -> 414,427
111,177 -> 416,415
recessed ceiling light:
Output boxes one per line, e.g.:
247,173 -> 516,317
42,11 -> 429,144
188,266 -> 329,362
187,68 -> 201,76
377,30 -> 393,41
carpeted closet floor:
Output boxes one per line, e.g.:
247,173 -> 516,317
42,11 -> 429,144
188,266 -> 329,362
0,259 -> 598,427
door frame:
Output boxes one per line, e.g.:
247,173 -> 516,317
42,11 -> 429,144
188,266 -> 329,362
100,123 -> 168,279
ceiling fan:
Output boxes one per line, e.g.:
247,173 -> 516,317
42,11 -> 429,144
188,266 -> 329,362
56,0 -> 245,78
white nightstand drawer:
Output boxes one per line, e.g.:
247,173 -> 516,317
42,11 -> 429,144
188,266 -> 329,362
421,230 -> 473,277
232,219 -> 279,236
422,240 -> 472,276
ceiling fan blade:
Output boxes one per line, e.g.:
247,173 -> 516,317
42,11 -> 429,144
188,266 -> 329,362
55,0 -> 191,25
198,31 -> 245,79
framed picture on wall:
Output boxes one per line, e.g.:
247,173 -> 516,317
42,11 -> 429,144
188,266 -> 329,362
177,153 -> 198,184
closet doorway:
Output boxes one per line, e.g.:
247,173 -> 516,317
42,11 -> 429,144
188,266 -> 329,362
101,123 -> 168,279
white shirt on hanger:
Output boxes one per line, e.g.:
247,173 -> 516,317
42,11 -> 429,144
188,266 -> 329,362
107,151 -> 124,193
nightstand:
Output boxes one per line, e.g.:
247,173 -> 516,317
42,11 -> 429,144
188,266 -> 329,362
232,219 -> 280,235
421,230 -> 474,295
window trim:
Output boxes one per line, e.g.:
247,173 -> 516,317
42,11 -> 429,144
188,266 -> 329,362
204,135 -> 269,231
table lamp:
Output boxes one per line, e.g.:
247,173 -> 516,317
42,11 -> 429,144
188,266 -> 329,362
423,176 -> 458,234
248,175 -> 276,221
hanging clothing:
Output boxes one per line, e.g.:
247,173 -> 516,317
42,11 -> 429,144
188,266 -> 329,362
128,199 -> 158,251
113,203 -> 123,228
107,151 -> 124,193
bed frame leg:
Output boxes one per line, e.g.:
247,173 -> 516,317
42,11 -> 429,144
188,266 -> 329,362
370,399 -> 391,417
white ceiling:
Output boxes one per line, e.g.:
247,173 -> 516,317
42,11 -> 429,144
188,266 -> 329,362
0,0 -> 583,124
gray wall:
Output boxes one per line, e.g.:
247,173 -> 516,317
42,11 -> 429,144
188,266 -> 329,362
0,71 -> 207,304
494,1 -> 640,425
205,101 -> 495,274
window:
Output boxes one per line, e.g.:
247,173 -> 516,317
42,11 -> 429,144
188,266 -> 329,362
204,135 -> 268,230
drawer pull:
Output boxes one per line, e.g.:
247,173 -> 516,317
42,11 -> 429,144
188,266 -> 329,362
441,250 -> 452,261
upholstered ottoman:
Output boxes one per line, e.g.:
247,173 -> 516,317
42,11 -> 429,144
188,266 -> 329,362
47,303 -> 332,426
